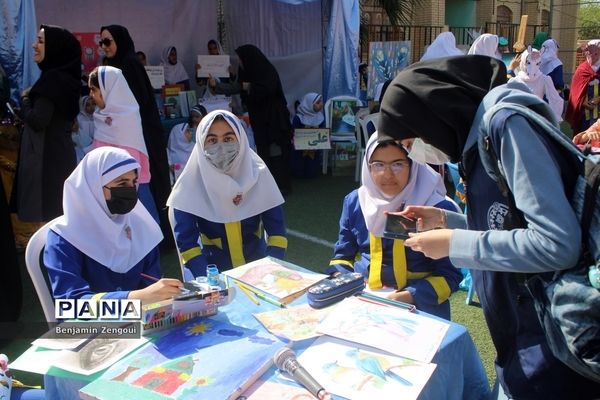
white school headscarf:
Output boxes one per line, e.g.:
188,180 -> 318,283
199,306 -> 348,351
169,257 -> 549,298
540,39 -> 562,75
468,34 -> 500,58
50,147 -> 163,273
161,45 -> 190,85
93,66 -> 148,156
296,92 -> 324,127
167,110 -> 284,223
358,133 -> 446,237
167,105 -> 207,168
420,32 -> 464,62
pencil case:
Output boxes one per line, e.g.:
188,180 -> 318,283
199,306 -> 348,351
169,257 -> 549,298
307,272 -> 365,309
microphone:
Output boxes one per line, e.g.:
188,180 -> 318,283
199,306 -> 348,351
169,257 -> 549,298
274,348 -> 329,399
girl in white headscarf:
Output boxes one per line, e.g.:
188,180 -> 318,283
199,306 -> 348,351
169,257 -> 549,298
167,104 -> 207,182
161,45 -> 190,89
72,95 -> 95,163
328,133 -> 462,319
468,33 -> 500,59
88,65 -> 159,222
291,93 -> 325,178
45,147 -> 182,302
540,38 -> 565,93
512,46 -> 564,121
167,110 -> 287,279
420,32 -> 464,62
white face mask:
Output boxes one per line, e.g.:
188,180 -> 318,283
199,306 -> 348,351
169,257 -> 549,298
204,142 -> 240,172
407,138 -> 451,165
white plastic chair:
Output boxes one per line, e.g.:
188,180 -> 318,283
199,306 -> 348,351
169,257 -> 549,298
356,112 -> 379,181
322,96 -> 363,174
25,219 -> 59,323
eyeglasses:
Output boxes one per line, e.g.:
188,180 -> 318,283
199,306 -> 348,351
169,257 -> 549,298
369,160 -> 409,174
98,38 -> 114,47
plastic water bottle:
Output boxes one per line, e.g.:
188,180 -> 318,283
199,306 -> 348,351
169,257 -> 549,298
207,264 -> 220,287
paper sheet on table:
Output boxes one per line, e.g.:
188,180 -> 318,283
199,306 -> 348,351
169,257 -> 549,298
253,303 -> 330,341
50,337 -> 148,376
298,336 -> 436,400
316,297 -> 449,363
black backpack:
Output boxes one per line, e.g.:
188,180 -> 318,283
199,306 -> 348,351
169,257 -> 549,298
479,102 -> 600,383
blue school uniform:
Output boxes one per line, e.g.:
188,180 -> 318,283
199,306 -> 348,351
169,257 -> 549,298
327,190 -> 462,319
173,206 -> 287,277
290,115 -> 324,178
44,229 -> 160,300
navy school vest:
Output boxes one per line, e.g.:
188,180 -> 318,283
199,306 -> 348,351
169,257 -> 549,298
460,110 -> 594,399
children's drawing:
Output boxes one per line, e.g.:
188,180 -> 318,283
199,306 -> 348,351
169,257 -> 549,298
80,317 -> 286,400
298,336 -> 436,400
253,304 -> 330,342
51,337 -> 148,376
316,297 -> 449,363
223,257 -> 326,303
367,41 -> 411,100
330,100 -> 357,135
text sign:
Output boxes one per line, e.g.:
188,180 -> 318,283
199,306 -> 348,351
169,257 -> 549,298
293,128 -> 331,150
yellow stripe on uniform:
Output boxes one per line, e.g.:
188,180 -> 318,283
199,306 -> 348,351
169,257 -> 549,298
267,235 -> 288,249
181,246 -> 202,264
368,233 -> 383,289
225,222 -> 246,267
426,276 -> 452,304
201,235 -> 222,249
392,240 -> 407,290
329,259 -> 354,269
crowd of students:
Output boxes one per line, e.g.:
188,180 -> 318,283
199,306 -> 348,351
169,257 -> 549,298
4,23 -> 600,400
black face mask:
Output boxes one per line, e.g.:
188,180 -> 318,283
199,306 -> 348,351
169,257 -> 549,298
105,186 -> 138,215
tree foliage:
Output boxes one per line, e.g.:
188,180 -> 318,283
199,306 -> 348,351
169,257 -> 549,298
579,4 -> 600,40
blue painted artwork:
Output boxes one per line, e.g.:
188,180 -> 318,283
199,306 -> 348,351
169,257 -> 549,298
367,41 -> 411,100
79,318 -> 285,400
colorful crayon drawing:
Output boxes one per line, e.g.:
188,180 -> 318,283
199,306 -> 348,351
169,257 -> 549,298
367,41 -> 411,100
223,257 -> 327,303
253,304 -> 330,342
298,336 -> 436,400
316,297 -> 449,363
79,318 -> 286,400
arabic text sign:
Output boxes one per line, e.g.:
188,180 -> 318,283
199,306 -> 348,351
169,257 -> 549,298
293,128 -> 331,150
197,55 -> 230,78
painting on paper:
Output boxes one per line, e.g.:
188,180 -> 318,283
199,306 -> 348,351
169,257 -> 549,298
254,304 -> 330,342
298,336 -> 436,400
367,41 -> 411,100
316,297 -> 449,363
329,100 -> 358,136
223,257 -> 327,304
80,318 -> 286,400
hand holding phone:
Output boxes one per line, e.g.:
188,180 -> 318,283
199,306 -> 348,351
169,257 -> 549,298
383,213 -> 418,240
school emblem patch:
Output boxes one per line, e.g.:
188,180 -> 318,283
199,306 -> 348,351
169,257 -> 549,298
487,201 -> 509,230
232,194 -> 243,206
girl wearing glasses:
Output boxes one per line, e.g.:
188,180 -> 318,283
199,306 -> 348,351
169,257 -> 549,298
328,134 -> 462,319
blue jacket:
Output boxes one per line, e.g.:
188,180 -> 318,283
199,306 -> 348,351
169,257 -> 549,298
173,206 -> 287,277
328,190 -> 462,319
44,229 -> 161,300
449,81 -> 600,399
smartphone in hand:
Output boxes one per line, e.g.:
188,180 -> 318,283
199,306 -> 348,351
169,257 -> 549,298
383,213 -> 418,240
